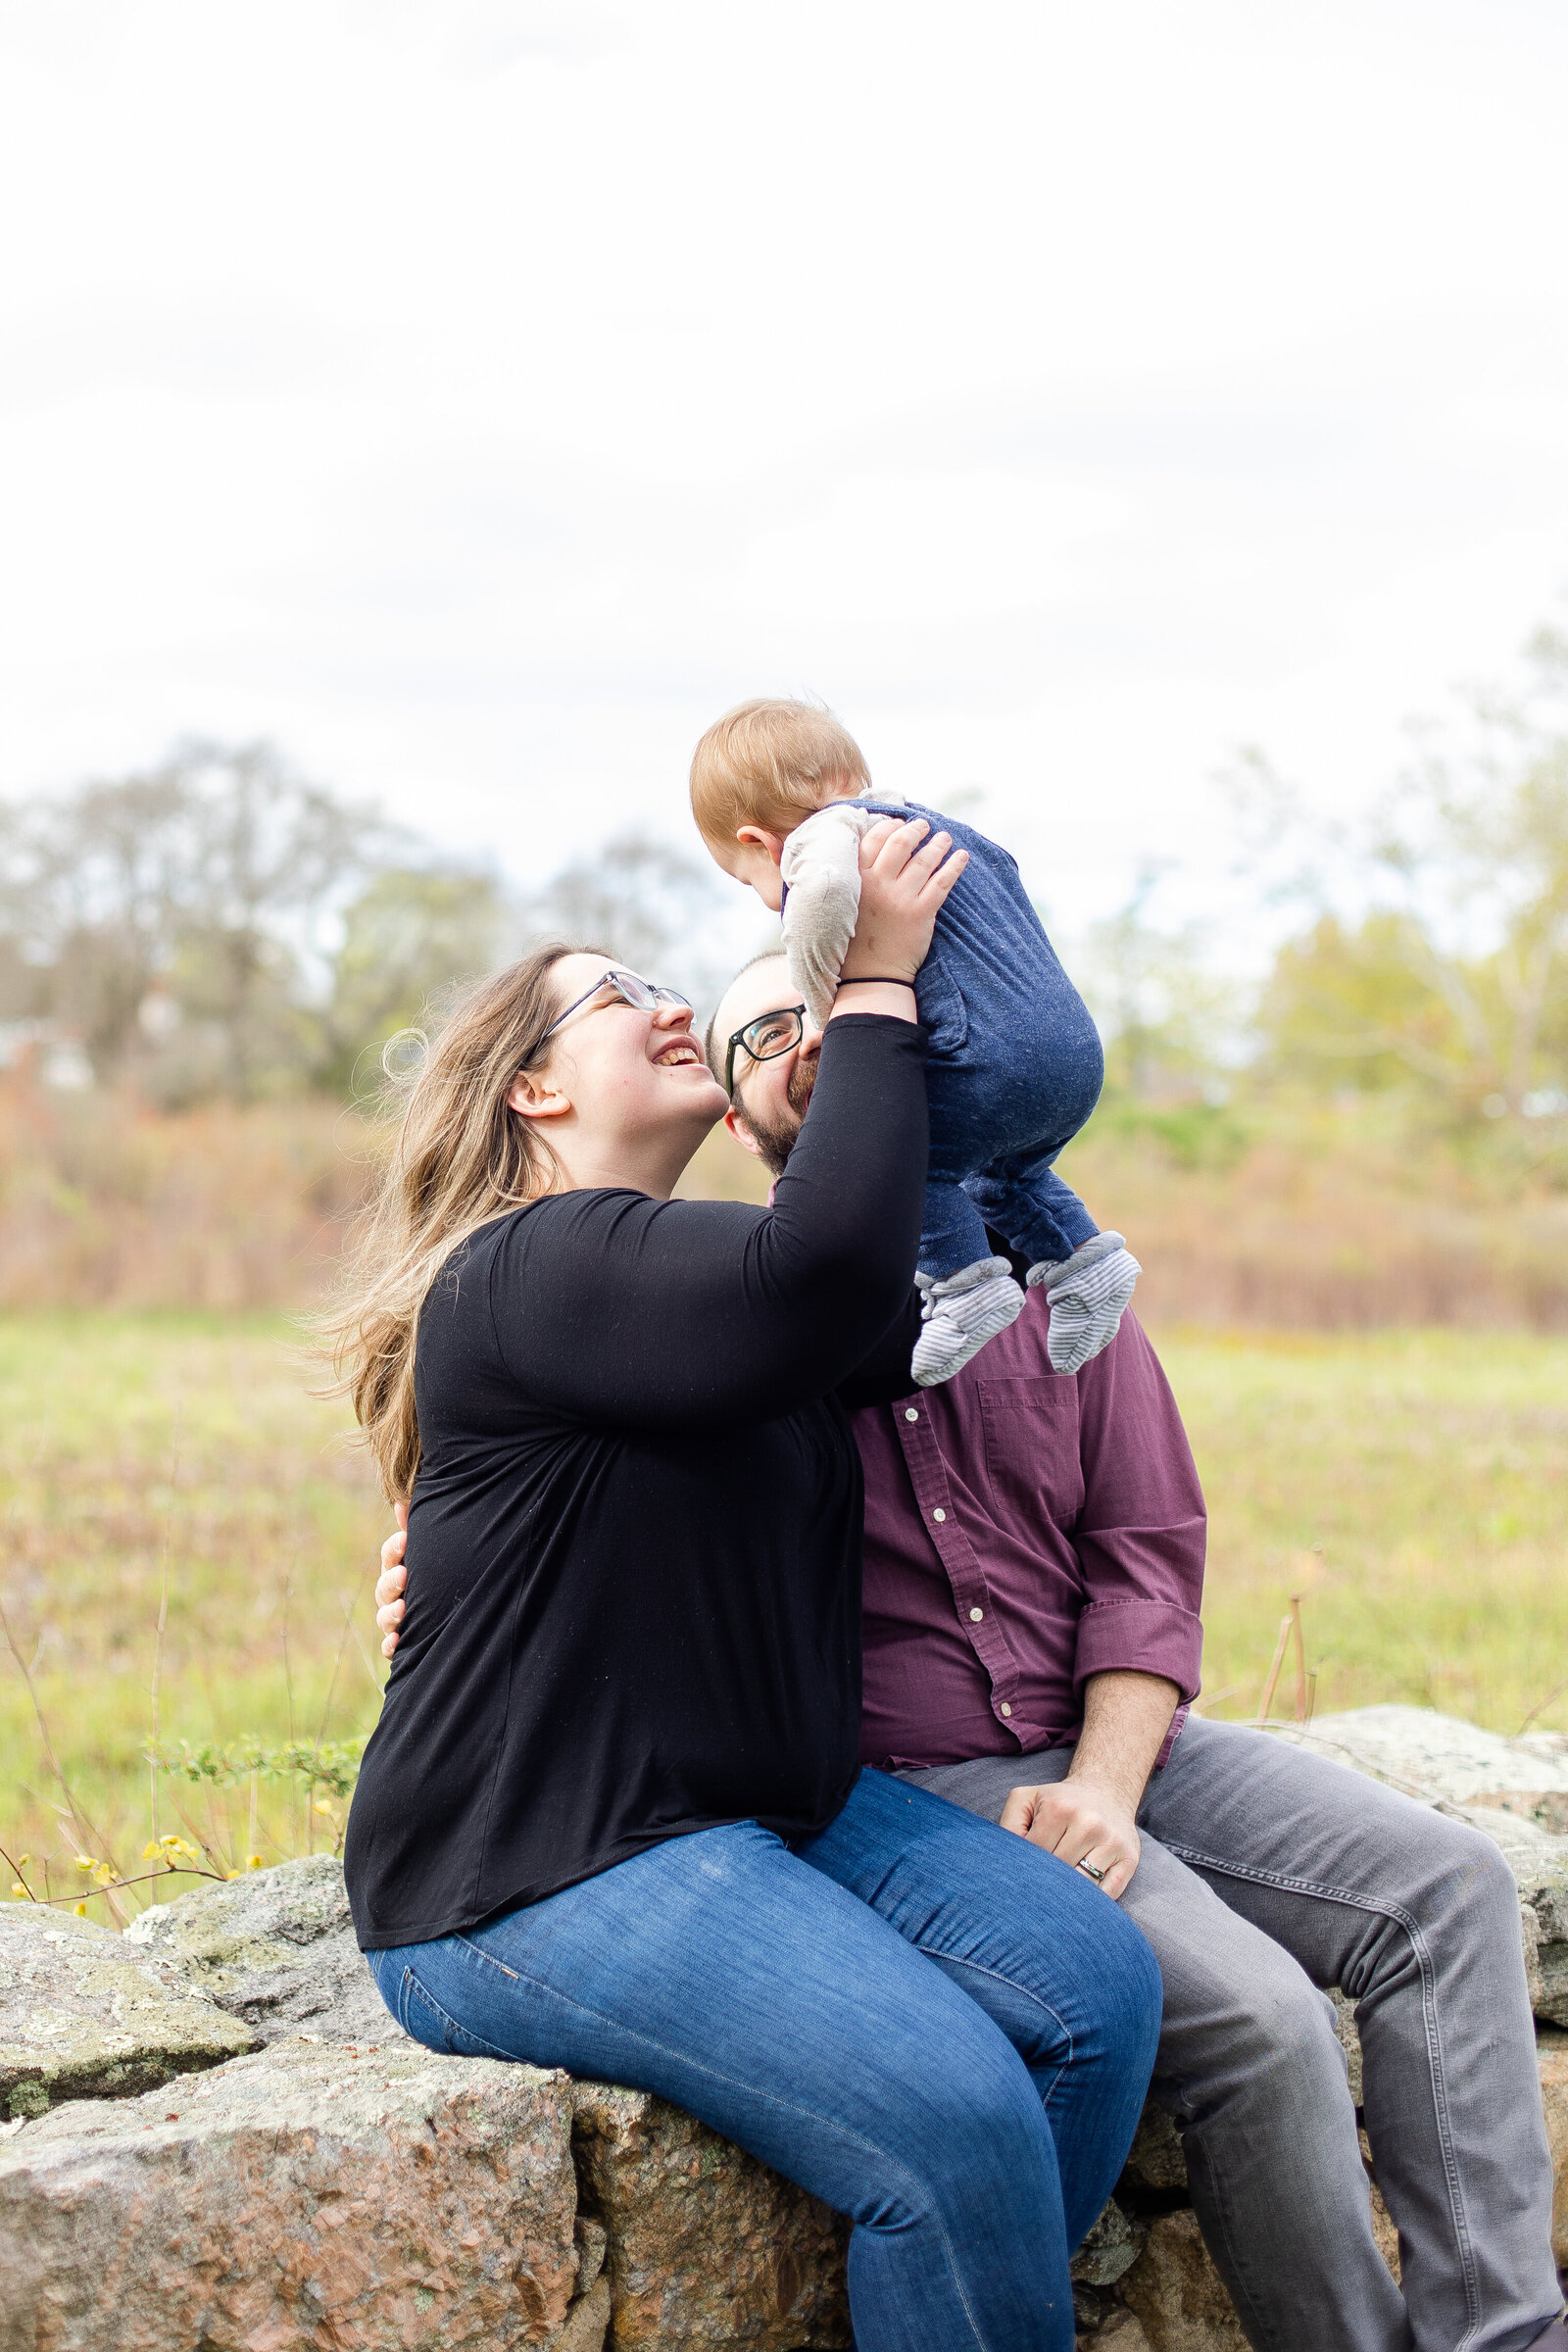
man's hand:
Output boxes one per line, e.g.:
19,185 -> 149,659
375,1502 -> 408,1659
999,1774 -> 1143,1901
999,1670 -> 1181,1901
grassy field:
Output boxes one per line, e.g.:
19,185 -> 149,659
0,1314 -> 384,1915
2,1313 -> 1564,1921
1158,1329 -> 1568,1731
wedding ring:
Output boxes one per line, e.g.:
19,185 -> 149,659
1076,1858 -> 1106,1884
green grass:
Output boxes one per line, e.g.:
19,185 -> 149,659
0,1313 -> 384,1913
2,1315 -> 1565,1921
1157,1328 -> 1568,1734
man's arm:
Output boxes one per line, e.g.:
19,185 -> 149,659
999,1669 -> 1179,1900
375,1503 -> 408,1657
995,1308 -> 1202,1898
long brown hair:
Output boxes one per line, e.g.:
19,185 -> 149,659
319,943 -> 596,1500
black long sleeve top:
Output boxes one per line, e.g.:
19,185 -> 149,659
345,1015 -> 928,1949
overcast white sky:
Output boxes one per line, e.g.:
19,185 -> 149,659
2,0 -> 1565,948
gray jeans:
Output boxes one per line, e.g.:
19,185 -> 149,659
901,1714 -> 1560,2352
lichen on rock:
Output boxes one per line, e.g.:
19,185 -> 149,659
123,1851 -> 401,2045
0,1904 -> 256,2120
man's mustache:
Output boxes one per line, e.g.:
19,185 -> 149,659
787,1048 -> 820,1116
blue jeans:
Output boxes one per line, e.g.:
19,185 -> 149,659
858,799 -> 1105,1280
367,1767 -> 1161,2352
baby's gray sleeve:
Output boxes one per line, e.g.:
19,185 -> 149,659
780,807 -> 868,1028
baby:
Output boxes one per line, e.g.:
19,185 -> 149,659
691,697 -> 1140,1387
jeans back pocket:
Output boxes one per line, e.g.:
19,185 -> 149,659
396,1963 -> 514,2062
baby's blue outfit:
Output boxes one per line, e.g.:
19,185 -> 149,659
858,796 -> 1103,1285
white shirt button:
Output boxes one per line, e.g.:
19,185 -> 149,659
905,1407 -> 919,1422
932,1507 -> 946,1523
1001,1702 -> 1013,1718
968,1606 -> 984,1622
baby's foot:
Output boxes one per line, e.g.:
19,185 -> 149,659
911,1256 -> 1026,1388
1026,1233 -> 1141,1374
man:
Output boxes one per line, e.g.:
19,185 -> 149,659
377,952 -> 1563,2352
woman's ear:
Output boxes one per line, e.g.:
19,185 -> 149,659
507,1068 -> 572,1122
735,824 -> 787,868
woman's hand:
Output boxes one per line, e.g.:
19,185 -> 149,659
835,817 -> 968,992
375,1503 -> 408,1659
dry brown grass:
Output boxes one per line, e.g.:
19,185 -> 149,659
5,1071 -> 1566,1329
1057,1105 -> 1568,1330
0,1079 -> 370,1310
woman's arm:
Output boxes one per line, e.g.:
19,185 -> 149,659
483,818 -> 965,1432
487,1013 -> 928,1429
834,1294 -> 923,1409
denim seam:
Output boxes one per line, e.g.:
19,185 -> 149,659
401,1964 -> 517,2066
910,1945 -> 1073,2111
1159,1838 -> 1482,2348
453,1936 -> 996,2352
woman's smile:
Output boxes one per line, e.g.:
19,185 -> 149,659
650,1034 -> 705,1070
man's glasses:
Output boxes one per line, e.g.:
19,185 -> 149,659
544,967 -> 693,1042
723,1004 -> 808,1097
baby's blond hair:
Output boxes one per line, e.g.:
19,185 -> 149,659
690,698 -> 869,851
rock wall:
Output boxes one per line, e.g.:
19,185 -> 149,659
4,1705 -> 1568,2350
0,2043 -> 581,2352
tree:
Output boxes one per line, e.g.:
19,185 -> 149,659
1247,629 -> 1568,1127
318,866 -> 511,1097
1256,912 -> 1468,1097
0,750 -> 738,1107
0,740 -> 398,1100
515,830 -> 731,1010
1071,865 -> 1242,1105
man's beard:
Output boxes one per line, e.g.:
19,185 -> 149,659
738,1048 -> 818,1177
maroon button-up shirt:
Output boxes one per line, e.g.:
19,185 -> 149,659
852,1296 -> 1205,1772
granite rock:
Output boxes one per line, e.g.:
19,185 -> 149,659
1120,2102 -> 1188,2194
0,1903 -> 256,2121
1537,2027 -> 1568,2266
1291,1707 -> 1568,1820
0,2037 -> 593,2352
1085,2314 -> 1154,2349
123,1852 -> 400,2045
1071,2196 -> 1148,2287
570,2080 -> 852,2349
1114,2210 -> 1250,2352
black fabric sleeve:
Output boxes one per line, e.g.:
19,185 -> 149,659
486,1015 -> 928,1432
835,1292 -> 922,1408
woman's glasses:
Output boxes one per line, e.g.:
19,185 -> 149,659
723,1004 -> 808,1098
544,967 -> 693,1042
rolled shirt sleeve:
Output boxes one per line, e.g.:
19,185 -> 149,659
855,1298 -> 1206,1772
1070,1313 -> 1205,1704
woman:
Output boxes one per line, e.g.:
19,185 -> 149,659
330,815 -> 1161,2352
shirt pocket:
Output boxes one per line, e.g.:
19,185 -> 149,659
915,949 -> 970,1058
976,1376 -> 1085,1530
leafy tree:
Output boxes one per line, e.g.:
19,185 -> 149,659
1256,912 -> 1467,1096
318,866 -> 511,1097
1249,629 -> 1568,1128
1071,866 -> 1243,1104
